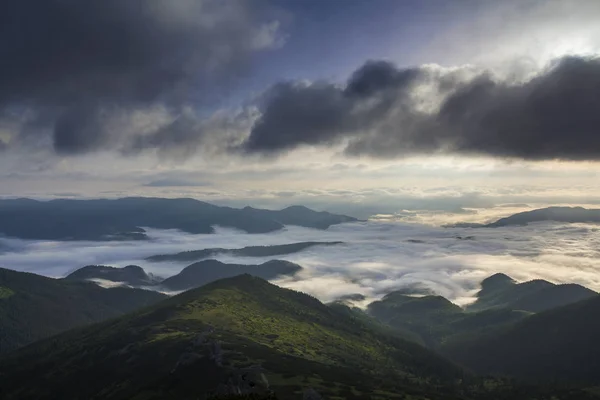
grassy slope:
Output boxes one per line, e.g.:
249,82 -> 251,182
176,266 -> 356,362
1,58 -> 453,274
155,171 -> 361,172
0,267 -> 167,355
1,275 -> 596,399
441,294 -> 600,385
367,292 -> 531,348
0,275 -> 475,400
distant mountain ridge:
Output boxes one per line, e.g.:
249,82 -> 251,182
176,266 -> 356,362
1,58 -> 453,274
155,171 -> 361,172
447,206 -> 600,228
64,264 -> 162,286
0,197 -> 357,241
159,260 -> 302,291
487,206 -> 600,227
146,241 -> 343,263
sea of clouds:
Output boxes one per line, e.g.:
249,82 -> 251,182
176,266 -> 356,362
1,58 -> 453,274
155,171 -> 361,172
1,220 -> 599,307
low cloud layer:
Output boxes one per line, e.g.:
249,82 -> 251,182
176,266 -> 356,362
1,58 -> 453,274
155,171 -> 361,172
2,220 -> 599,306
243,56 -> 600,160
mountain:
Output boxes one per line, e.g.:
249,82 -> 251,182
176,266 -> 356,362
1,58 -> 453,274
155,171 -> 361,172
1,274 -> 597,399
486,206 -> 600,227
328,301 -> 426,346
441,295 -> 600,385
146,241 -> 343,263
367,291 -> 529,348
366,274 -> 596,348
66,260 -> 302,292
64,265 -> 162,286
0,275 -> 473,400
467,273 -> 597,312
242,205 -> 358,230
0,267 -> 167,356
159,260 -> 302,291
0,198 -> 356,241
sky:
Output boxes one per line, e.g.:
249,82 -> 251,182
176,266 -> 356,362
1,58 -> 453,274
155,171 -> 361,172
1,0 -> 600,219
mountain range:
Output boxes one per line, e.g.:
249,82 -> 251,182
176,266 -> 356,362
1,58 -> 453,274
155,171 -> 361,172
145,241 -> 343,263
2,261 -> 600,398
442,295 -> 600,385
0,198 -> 356,241
465,273 -> 596,313
65,260 -> 303,291
448,206 -> 600,228
4,273 -> 598,400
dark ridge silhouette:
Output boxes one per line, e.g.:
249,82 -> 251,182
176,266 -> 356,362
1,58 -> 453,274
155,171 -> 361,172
442,295 -> 600,385
146,241 -> 343,263
65,265 -> 162,286
0,267 -> 166,355
468,274 -> 596,313
0,197 -> 356,241
160,260 -> 303,291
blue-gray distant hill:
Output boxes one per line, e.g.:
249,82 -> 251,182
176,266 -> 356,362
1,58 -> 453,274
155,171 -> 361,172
446,206 -> 600,228
0,198 -> 356,241
66,260 -> 302,292
146,241 -> 343,263
159,259 -> 302,291
64,265 -> 162,286
486,206 -> 600,227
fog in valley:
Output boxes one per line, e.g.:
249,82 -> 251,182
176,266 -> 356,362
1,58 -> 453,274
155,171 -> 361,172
3,215 -> 599,307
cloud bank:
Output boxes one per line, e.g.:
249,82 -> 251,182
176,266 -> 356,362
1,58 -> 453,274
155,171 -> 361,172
2,220 -> 599,307
2,1 -> 599,164
242,56 -> 600,160
0,0 -> 281,155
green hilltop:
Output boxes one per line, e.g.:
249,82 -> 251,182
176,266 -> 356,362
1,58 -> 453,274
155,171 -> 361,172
2,267 -> 600,399
0,274 -> 471,399
2,273 -> 598,400
0,267 -> 167,355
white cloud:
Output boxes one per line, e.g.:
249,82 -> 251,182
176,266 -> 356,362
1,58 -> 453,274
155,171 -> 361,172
1,220 -> 599,308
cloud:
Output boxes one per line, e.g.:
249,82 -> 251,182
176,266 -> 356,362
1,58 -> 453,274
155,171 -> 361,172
242,56 -> 600,161
2,220 -> 600,307
243,61 -> 424,153
143,178 -> 211,188
0,0 -> 282,155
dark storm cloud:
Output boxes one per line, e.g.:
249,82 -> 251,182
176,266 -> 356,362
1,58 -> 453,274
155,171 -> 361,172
244,61 -> 424,152
432,56 -> 600,160
243,56 -> 600,161
0,0 -> 279,154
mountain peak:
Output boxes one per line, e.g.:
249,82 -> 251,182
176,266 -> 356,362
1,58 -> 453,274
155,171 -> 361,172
480,273 -> 516,291
159,260 -> 301,292
283,205 -> 312,212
